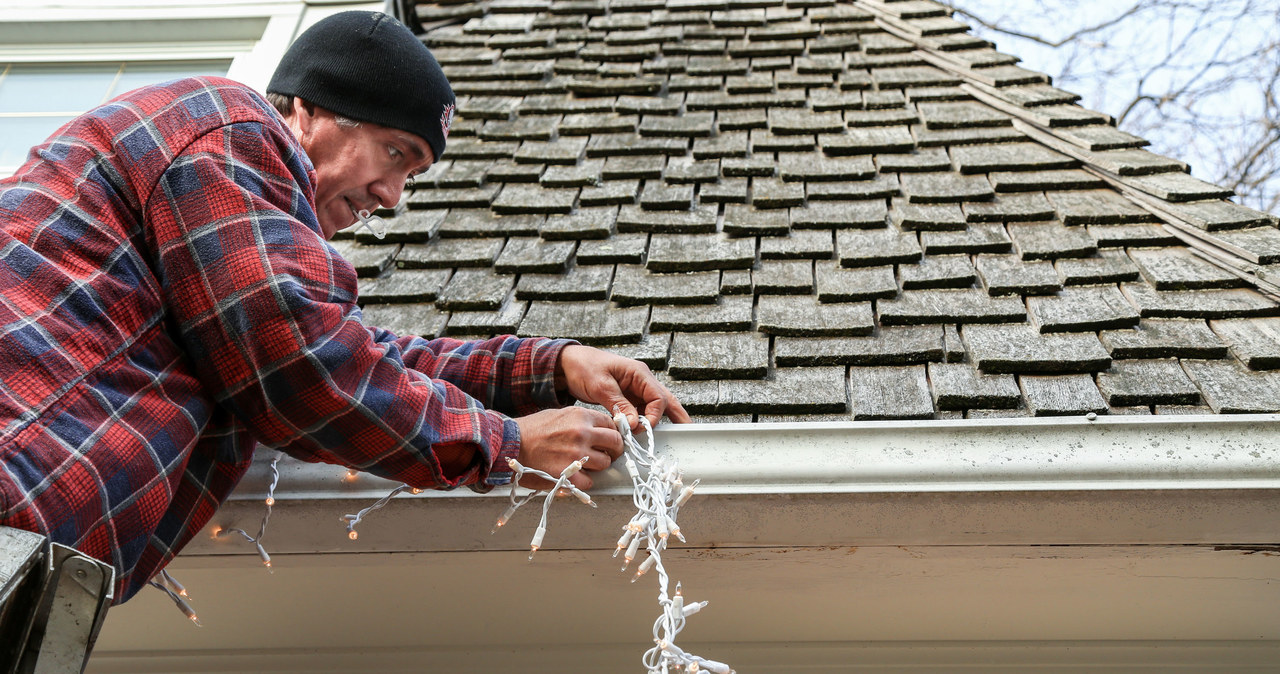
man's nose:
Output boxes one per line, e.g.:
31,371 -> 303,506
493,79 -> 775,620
371,173 -> 404,210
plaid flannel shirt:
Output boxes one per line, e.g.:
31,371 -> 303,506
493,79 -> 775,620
0,77 -> 571,602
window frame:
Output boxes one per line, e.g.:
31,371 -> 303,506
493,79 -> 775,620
0,1 -> 308,175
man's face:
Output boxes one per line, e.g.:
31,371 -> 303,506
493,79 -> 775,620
292,103 -> 435,239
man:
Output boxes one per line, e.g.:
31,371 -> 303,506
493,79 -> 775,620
0,11 -> 688,603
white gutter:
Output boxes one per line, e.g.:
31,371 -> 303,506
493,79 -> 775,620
184,414 -> 1280,556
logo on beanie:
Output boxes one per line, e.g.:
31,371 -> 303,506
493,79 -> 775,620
440,103 -> 456,141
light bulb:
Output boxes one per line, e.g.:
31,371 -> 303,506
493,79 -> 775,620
163,573 -> 189,599
529,526 -> 546,559
175,596 -> 201,627
675,481 -> 699,507
622,533 -> 643,568
348,530 -> 358,541
256,543 -> 271,567
614,529 -> 635,557
562,457 -> 587,477
632,553 -> 656,582
493,502 -> 520,534
264,497 -> 275,506
682,601 -> 708,617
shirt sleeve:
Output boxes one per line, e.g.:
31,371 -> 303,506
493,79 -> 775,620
365,327 -> 578,419
142,119 -> 550,489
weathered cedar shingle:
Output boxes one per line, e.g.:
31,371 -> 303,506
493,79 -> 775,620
388,0 -> 1280,420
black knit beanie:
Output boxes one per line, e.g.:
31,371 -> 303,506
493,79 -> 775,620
267,11 -> 455,162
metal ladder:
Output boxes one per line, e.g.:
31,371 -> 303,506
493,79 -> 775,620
0,526 -> 113,673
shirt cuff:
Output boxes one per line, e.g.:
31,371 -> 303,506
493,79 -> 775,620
478,414 -> 523,490
519,337 -> 580,413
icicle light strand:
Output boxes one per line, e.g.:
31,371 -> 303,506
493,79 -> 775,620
213,452 -> 283,570
341,483 -> 415,540
154,452 -> 284,623
494,413 -> 734,674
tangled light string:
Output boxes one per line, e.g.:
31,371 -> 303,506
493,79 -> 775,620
497,412 -> 734,674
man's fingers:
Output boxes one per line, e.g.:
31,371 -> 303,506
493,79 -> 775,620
576,446 -> 613,472
651,388 -> 691,424
625,379 -> 690,427
568,471 -> 593,491
587,426 -> 624,462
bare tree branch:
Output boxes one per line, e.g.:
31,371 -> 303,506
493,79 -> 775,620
947,0 -> 1280,214
938,1 -> 1147,48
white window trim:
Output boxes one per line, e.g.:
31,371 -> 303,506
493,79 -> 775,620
0,3 -> 307,91
0,1 -> 317,175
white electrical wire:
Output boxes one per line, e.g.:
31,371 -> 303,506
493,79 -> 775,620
494,412 -> 734,674
340,482 -> 423,540
498,454 -> 596,558
155,412 -> 739,674
155,451 -> 284,624
213,452 -> 283,570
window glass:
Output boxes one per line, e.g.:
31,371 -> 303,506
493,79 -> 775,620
111,60 -> 229,98
0,115 -> 73,167
0,60 -> 229,170
0,64 -> 118,113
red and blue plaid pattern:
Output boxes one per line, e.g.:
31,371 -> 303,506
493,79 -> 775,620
0,77 -> 569,602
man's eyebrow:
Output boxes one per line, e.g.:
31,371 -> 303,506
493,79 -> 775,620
391,131 -> 429,163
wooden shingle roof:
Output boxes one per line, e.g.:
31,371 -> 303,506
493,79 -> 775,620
347,0 -> 1280,419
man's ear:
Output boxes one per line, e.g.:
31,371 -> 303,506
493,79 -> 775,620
291,97 -> 318,133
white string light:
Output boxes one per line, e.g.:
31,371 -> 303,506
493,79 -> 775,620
498,454 -> 597,558
153,410 -> 736,674
211,452 -> 283,570
351,205 -> 388,239
339,483 -> 422,540
148,571 -> 201,626
154,452 -> 284,623
494,412 -> 734,674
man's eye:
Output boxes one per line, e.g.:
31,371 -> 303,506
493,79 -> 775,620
388,146 -> 403,160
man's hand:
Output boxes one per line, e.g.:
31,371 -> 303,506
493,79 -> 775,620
513,345 -> 690,490
513,407 -> 623,490
556,344 -> 692,431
